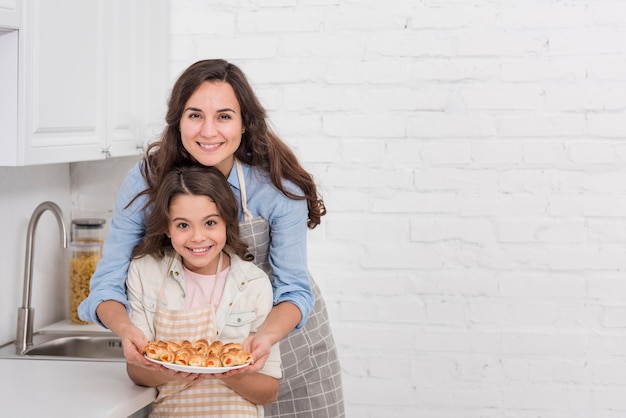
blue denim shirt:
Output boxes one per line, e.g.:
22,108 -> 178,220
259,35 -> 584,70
78,161 -> 313,329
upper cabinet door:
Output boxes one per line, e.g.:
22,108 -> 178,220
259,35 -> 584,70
0,0 -> 168,166
106,0 -> 142,158
22,0 -> 106,165
0,0 -> 20,28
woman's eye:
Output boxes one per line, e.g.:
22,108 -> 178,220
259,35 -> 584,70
218,113 -> 232,120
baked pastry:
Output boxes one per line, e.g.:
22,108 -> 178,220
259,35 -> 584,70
142,339 -> 251,369
222,342 -> 243,354
189,353 -> 207,367
144,344 -> 165,360
160,350 -> 175,363
174,348 -> 193,365
205,355 -> 222,367
208,340 -> 223,357
193,339 -> 210,355
221,350 -> 252,367
166,341 -> 181,352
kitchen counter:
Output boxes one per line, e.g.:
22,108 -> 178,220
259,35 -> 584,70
0,358 -> 156,417
0,320 -> 156,417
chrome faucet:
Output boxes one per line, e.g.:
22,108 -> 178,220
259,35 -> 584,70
16,201 -> 68,355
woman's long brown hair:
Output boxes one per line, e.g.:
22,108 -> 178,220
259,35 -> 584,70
139,59 -> 326,228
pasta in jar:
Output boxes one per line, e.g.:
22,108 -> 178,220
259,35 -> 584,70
69,242 -> 101,323
69,218 -> 105,324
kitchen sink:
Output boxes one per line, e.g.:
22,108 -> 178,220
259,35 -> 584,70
0,332 -> 125,362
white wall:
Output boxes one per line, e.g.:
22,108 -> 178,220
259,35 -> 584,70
0,164 -> 70,344
166,1 -> 626,416
4,0 -> 626,416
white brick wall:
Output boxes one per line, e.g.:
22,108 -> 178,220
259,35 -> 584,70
71,0 -> 626,416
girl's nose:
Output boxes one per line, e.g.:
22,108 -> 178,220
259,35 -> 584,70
191,228 -> 206,242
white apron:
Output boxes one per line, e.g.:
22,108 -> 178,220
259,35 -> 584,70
149,252 -> 259,418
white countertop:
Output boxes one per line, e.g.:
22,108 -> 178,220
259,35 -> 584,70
0,320 -> 156,417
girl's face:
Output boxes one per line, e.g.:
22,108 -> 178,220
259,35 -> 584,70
179,81 -> 244,176
167,194 -> 227,275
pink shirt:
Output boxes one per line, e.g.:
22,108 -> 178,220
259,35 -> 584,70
182,265 -> 230,309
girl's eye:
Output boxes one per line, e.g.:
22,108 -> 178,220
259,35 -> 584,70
206,220 -> 217,227
176,222 -> 189,229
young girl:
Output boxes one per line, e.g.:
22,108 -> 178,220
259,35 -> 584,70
126,165 -> 281,417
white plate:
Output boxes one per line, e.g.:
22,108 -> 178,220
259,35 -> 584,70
146,356 -> 249,374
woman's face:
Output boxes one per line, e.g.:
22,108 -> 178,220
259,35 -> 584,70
179,81 -> 244,176
167,194 -> 227,275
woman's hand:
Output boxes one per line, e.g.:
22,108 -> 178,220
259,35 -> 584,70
216,333 -> 272,378
117,321 -> 159,369
96,300 -> 158,370
243,332 -> 273,373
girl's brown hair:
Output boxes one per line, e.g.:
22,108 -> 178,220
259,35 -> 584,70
132,165 -> 252,261
140,59 -> 326,228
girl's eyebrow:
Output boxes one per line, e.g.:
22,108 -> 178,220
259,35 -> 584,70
171,216 -> 190,222
171,213 -> 220,222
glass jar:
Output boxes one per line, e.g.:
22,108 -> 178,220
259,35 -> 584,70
69,218 -> 105,324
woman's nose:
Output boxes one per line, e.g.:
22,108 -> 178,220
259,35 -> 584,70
200,119 -> 217,137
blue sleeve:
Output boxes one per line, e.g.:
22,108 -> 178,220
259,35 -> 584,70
77,163 -> 148,327
267,195 -> 314,329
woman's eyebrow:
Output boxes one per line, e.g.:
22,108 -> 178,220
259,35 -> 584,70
183,107 -> 236,113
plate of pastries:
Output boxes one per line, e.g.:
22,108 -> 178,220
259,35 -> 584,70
143,339 -> 252,373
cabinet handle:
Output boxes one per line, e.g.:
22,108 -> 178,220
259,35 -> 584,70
101,146 -> 111,158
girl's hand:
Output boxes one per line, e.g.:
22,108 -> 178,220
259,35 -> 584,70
151,367 -> 205,383
170,371 -> 205,383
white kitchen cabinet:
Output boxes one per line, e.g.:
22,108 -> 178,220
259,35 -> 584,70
0,0 -> 169,166
0,0 -> 20,28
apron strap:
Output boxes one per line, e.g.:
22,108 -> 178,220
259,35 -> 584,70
236,160 -> 254,222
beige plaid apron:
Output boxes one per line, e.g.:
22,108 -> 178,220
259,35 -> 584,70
150,252 -> 259,418
236,161 -> 345,418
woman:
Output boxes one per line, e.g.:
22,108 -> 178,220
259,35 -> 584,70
78,59 -> 344,417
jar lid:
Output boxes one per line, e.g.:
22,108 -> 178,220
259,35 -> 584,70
72,218 -> 106,229
70,241 -> 102,250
